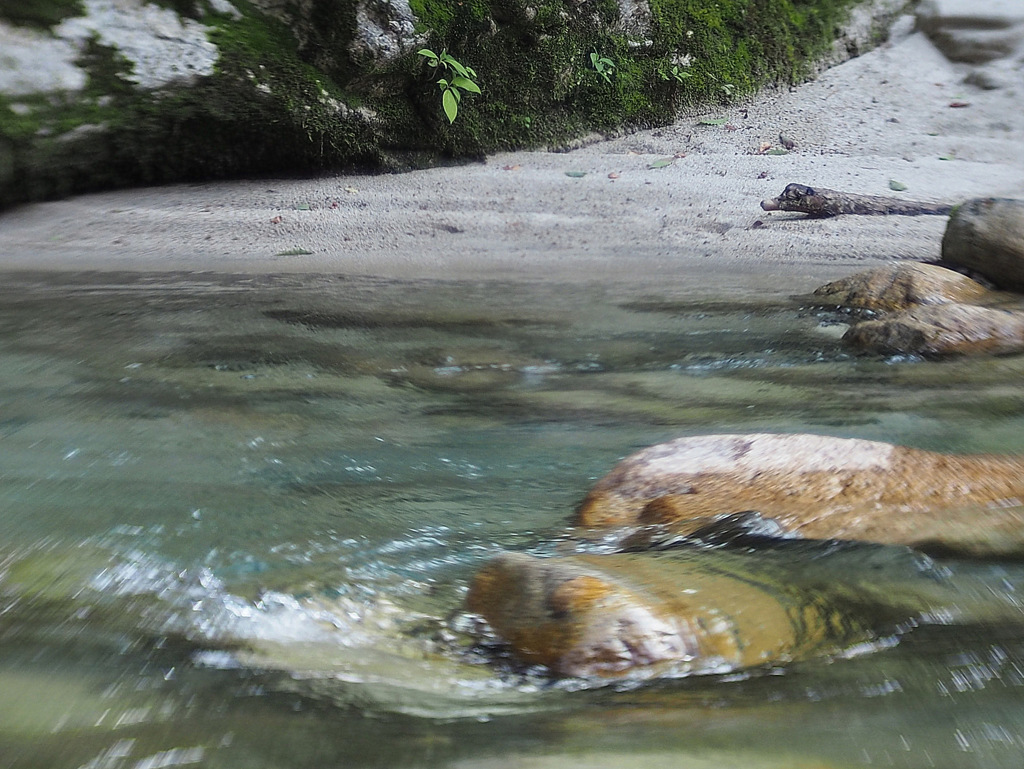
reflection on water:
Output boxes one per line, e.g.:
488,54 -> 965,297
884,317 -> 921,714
1,271 -> 1024,768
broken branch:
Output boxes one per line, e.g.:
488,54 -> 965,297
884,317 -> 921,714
761,183 -> 953,217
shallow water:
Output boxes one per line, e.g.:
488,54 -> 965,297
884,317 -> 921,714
1,270 -> 1024,769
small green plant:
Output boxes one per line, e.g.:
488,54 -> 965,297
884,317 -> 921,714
589,52 -> 616,84
658,65 -> 691,84
417,48 -> 481,124
720,82 -> 735,97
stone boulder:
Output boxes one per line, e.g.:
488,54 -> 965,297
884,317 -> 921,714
813,262 -> 991,313
942,198 -> 1024,292
575,433 -> 1024,557
467,550 -> 865,678
811,239 -> 1024,356
842,302 -> 1024,356
916,0 -> 1024,65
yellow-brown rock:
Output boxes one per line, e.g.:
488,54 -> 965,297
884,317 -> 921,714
575,433 -> 1024,556
466,550 -> 862,678
842,303 -> 1024,356
813,263 -> 990,313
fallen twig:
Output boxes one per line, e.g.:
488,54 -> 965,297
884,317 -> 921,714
760,183 -> 953,217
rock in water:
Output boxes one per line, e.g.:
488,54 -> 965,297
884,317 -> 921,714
575,433 -> 1024,556
942,198 -> 1024,292
813,262 -> 991,312
842,303 -> 1024,356
466,550 -> 864,678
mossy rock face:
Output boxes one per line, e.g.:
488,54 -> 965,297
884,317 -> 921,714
0,0 -> 891,207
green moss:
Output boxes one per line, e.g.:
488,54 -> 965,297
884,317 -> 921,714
389,0 -> 861,154
0,0 -> 875,207
0,0 -> 83,28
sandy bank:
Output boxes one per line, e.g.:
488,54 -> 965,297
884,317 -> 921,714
0,25 -> 1021,293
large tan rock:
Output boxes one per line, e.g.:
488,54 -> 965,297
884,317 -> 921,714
813,263 -> 990,313
842,302 -> 1024,356
575,433 -> 1024,556
942,198 -> 1024,291
466,551 -> 862,678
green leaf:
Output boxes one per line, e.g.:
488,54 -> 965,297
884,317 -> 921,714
888,179 -> 908,191
647,157 -> 675,169
698,117 -> 728,126
442,88 -> 459,123
446,58 -> 470,78
452,76 -> 481,94
765,148 -> 788,155
939,154 -> 955,161
565,170 -> 587,178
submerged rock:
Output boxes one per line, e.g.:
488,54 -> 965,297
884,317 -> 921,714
942,198 -> 1024,292
575,433 -> 1024,556
843,302 -> 1024,356
467,550 -> 863,678
813,262 -> 991,313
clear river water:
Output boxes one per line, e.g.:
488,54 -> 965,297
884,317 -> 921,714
1,269 -> 1024,769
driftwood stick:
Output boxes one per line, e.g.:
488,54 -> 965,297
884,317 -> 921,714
760,183 -> 954,217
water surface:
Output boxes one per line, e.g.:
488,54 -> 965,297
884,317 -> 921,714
1,270 -> 1024,769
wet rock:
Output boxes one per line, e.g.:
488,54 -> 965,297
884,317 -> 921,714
916,0 -> 1024,64
842,302 -> 1024,356
466,550 -> 861,678
575,433 -> 1024,556
813,262 -> 990,313
941,198 -> 1024,292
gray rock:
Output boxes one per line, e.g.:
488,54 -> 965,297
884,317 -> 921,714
350,0 -> 418,62
57,0 -> 219,89
942,198 -> 1024,291
616,0 -> 653,37
0,0 -> 217,96
917,0 -> 1024,64
963,58 -> 1024,90
0,24 -> 86,94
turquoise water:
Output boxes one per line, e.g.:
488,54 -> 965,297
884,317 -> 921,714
1,270 -> 1024,768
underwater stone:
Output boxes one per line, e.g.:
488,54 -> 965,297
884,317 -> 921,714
467,550 -> 859,678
